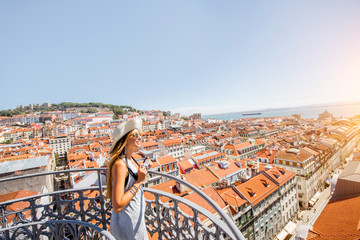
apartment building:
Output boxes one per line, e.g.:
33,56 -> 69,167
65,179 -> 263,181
3,115 -> 40,125
49,135 -> 71,158
238,127 -> 263,139
207,159 -> 246,184
177,159 -> 195,174
213,139 -> 266,160
264,166 -> 298,226
274,148 -> 316,209
234,173 -> 281,240
192,150 -> 225,169
53,124 -> 72,137
88,126 -> 111,135
159,139 -> 184,159
157,155 -> 180,181
255,149 -> 278,164
140,140 -> 159,151
185,135 -> 207,148
142,121 -> 162,132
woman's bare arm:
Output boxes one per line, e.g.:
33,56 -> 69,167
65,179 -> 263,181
111,160 -> 143,213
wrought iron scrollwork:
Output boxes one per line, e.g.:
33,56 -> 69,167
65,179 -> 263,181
0,220 -> 115,240
0,168 -> 245,240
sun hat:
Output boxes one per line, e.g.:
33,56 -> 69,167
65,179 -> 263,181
109,117 -> 142,153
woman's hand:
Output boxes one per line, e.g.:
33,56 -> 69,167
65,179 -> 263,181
136,164 -> 147,183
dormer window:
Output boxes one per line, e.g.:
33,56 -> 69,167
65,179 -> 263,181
260,179 -> 270,187
271,171 -> 280,178
246,187 -> 256,197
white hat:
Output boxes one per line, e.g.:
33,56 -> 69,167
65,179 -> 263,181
109,117 -> 142,153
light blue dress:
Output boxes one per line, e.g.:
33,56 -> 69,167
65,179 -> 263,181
110,158 -> 148,240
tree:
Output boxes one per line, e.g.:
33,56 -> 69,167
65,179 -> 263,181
54,153 -> 61,166
86,108 -> 97,113
0,110 -> 12,117
1,138 -> 13,144
0,102 -> 136,117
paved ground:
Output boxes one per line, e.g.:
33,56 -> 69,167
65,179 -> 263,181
297,186 -> 331,225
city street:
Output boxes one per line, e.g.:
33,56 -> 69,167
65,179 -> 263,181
293,148 -> 357,238
297,186 -> 331,226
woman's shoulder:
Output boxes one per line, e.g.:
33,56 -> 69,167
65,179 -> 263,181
113,158 -> 127,169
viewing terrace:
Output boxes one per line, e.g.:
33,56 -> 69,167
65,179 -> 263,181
0,168 -> 245,240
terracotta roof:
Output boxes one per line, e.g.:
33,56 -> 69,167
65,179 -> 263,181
162,139 -> 182,146
183,169 -> 219,188
265,166 -> 296,186
192,150 -> 225,163
207,160 -> 244,179
157,155 -> 176,165
235,173 -> 279,206
302,147 -> 320,157
311,143 -> 331,152
276,149 -> 312,162
308,196 -> 360,240
220,188 -> 247,208
0,190 -> 39,223
178,160 -> 195,171
140,140 -> 159,148
255,149 -> 278,163
68,153 -> 88,161
144,179 -> 188,202
179,186 -> 227,222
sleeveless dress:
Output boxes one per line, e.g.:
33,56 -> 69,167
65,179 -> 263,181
110,158 -> 149,240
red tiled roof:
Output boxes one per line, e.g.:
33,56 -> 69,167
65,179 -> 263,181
255,149 -> 278,164
192,150 -> 225,163
183,169 -> 219,188
308,196 -> 360,240
235,173 -> 279,206
265,166 -> 296,186
0,190 -> 39,223
178,160 -> 195,171
144,179 -> 188,202
140,140 -> 159,148
220,188 -> 247,208
157,155 -> 177,165
276,149 -> 312,162
162,139 -> 183,146
179,186 -> 227,222
207,160 -> 244,179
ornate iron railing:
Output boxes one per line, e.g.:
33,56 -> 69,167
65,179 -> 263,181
0,220 -> 116,240
0,168 -> 245,240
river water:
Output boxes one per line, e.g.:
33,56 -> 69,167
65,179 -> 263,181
203,104 -> 360,121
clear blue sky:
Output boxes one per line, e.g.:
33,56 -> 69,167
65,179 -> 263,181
1,1 -> 360,115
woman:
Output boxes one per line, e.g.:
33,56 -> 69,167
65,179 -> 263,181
106,117 -> 149,240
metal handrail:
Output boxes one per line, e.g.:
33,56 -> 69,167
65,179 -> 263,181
0,168 -> 105,184
146,188 -> 234,239
0,186 -> 100,206
147,170 -> 245,240
0,168 -> 245,240
0,219 -> 116,240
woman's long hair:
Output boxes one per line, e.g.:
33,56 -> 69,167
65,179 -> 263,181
106,131 -> 132,199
